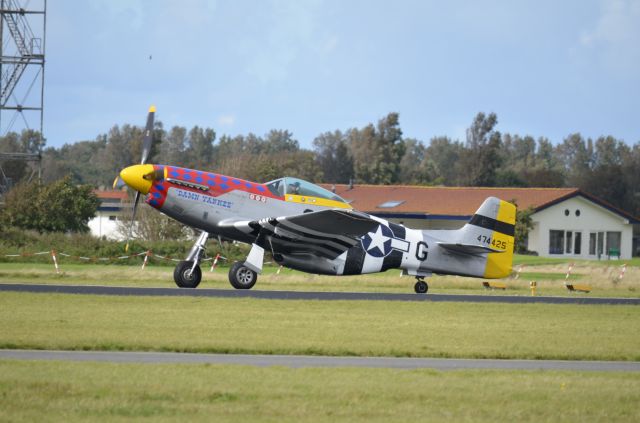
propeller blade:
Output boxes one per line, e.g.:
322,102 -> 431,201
140,105 -> 156,165
124,191 -> 141,252
119,106 -> 156,251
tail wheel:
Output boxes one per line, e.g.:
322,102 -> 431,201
414,280 -> 428,294
174,260 -> 202,288
229,262 -> 258,290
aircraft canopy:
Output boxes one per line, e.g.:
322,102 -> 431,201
265,177 -> 347,203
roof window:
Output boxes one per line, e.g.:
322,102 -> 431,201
378,200 -> 405,208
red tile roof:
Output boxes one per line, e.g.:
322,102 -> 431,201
320,184 -> 579,216
94,190 -> 128,200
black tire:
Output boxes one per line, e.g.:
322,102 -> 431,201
174,260 -> 202,288
229,262 -> 258,290
414,280 -> 428,294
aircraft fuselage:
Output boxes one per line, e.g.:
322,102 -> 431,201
132,164 -> 508,279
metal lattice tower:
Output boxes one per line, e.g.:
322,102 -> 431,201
0,0 -> 46,195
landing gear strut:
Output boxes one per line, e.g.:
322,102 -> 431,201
414,277 -> 429,294
174,231 -> 209,288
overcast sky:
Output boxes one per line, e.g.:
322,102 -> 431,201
36,0 -> 640,148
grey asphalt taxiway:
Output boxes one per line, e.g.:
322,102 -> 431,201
1,282 -> 639,305
1,349 -> 639,371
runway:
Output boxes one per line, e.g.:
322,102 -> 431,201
0,350 -> 640,372
1,283 -> 638,305
2,283 -> 639,305
1,349 -> 638,371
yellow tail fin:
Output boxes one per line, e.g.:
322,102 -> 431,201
483,200 -> 516,278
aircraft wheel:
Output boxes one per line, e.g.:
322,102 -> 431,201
414,280 -> 428,294
229,262 -> 258,289
174,260 -> 202,288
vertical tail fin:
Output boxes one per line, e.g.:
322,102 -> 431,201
459,197 -> 516,278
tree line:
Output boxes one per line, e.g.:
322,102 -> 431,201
1,112 -> 639,217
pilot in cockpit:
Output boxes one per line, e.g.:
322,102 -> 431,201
289,181 -> 301,195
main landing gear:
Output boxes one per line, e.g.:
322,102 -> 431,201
174,231 -> 262,290
228,242 -> 263,289
414,277 -> 429,294
228,262 -> 258,289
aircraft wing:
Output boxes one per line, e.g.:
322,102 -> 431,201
222,209 -> 379,259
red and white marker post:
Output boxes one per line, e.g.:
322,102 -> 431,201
565,262 -> 574,282
618,263 -> 627,282
50,249 -> 60,274
141,250 -> 152,270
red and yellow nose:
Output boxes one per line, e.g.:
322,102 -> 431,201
119,164 -> 155,195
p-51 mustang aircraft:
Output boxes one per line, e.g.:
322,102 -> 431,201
115,107 -> 516,293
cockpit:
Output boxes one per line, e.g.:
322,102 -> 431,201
265,177 -> 347,203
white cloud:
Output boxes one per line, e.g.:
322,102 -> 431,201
579,0 -> 640,76
216,114 -> 236,127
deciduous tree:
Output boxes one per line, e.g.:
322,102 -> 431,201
457,112 -> 503,187
313,130 -> 353,184
2,176 -> 99,233
349,112 -> 405,184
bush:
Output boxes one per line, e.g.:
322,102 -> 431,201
2,177 -> 99,233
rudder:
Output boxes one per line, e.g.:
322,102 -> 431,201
459,197 -> 516,278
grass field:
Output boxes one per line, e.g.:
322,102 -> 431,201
2,256 -> 639,421
1,360 -> 639,422
1,257 -> 638,297
1,292 -> 638,361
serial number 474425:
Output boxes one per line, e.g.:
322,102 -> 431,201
477,235 -> 507,250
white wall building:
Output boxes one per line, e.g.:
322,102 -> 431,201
88,190 -> 127,240
527,194 -> 634,260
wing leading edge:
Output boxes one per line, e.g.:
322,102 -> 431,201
222,209 -> 379,260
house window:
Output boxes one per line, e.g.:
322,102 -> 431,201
551,230 -> 582,255
549,230 -> 564,255
574,232 -> 582,255
565,231 -> 573,254
378,200 -> 405,208
589,232 -> 606,257
597,232 -> 604,256
606,232 -> 621,256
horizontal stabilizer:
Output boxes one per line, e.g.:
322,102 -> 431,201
438,242 -> 505,255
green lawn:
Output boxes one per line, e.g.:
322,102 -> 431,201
513,254 -> 640,267
1,360 -> 638,423
1,292 -> 639,361
2,256 -> 638,422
